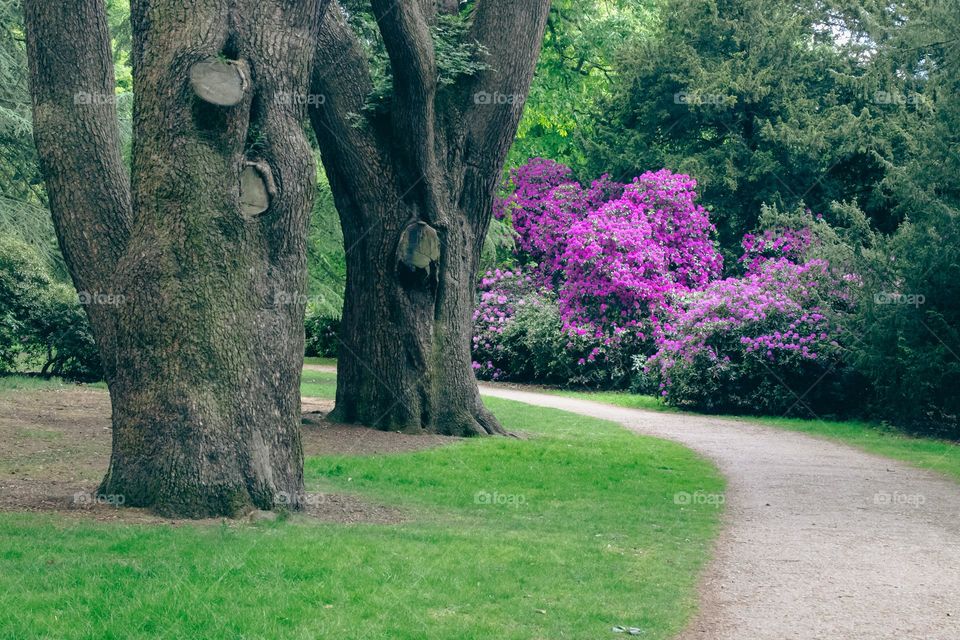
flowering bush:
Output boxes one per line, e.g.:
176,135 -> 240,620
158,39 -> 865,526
479,160 -> 724,388
558,198 -> 669,339
497,158 -> 623,273
557,171 -> 723,344
645,223 -> 857,416
472,268 -> 535,381
739,226 -> 812,275
472,267 -> 634,387
477,161 -> 860,412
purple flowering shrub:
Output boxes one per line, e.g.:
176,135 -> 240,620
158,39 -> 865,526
627,170 -> 725,289
472,267 -> 634,387
478,160 -> 725,388
477,161 -> 858,410
559,199 -> 668,339
739,226 -> 812,275
496,159 -> 624,275
472,268 -> 534,381
645,217 -> 856,416
557,172 -> 723,344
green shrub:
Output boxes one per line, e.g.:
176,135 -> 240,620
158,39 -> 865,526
304,309 -> 340,358
849,210 -> 960,439
0,236 -> 102,380
29,283 -> 102,381
0,236 -> 50,371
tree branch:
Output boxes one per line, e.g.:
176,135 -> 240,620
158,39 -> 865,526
451,0 -> 551,233
23,0 -> 132,293
458,0 -> 551,177
309,2 -> 391,209
371,0 -> 443,220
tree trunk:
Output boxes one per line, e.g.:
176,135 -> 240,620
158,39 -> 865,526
25,0 -> 325,517
310,0 -> 551,435
329,193 -> 500,435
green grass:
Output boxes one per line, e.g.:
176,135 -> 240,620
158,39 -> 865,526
0,374 -> 72,393
0,398 -> 723,639
749,415 -> 960,483
304,356 -> 338,368
0,375 -> 107,393
547,388 -> 677,412
552,390 -> 960,484
0,375 -> 107,392
300,368 -> 337,400
3,367 -> 336,398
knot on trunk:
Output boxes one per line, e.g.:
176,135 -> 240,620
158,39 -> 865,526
397,221 -> 441,284
189,57 -> 250,107
240,160 -> 276,218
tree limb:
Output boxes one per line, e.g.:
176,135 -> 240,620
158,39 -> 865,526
451,0 -> 551,232
23,0 -> 132,293
458,0 -> 551,177
371,0 -> 444,221
309,1 -> 391,211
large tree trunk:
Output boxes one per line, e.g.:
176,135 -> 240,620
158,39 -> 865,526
310,1 -> 551,435
25,0 -> 325,517
330,194 -> 500,435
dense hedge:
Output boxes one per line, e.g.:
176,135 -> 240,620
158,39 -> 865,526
304,309 -> 340,359
0,237 -> 101,381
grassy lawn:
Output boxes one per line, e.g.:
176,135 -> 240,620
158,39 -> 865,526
551,390 -> 960,484
746,415 -> 960,483
0,375 -> 76,393
547,388 -> 677,413
301,368 -> 337,400
0,387 -> 724,639
304,356 -> 338,368
2,370 -> 335,397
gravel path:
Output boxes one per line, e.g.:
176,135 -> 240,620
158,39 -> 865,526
479,385 -> 960,640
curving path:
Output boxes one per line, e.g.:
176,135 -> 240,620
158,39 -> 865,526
479,385 -> 960,640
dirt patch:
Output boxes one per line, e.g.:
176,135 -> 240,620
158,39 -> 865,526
0,388 -> 452,526
301,408 -> 462,456
298,492 -> 404,524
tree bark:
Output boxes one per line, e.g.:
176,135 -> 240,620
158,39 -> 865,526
25,0 -> 325,517
310,1 -> 550,435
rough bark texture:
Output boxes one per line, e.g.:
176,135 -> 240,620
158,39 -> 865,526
310,1 -> 551,436
25,0 -> 325,517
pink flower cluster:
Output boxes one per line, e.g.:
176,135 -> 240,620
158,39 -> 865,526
472,268 -> 539,380
478,159 -> 854,398
496,158 -> 624,271
739,226 -> 812,275
646,250 -> 849,399
500,161 -> 723,342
